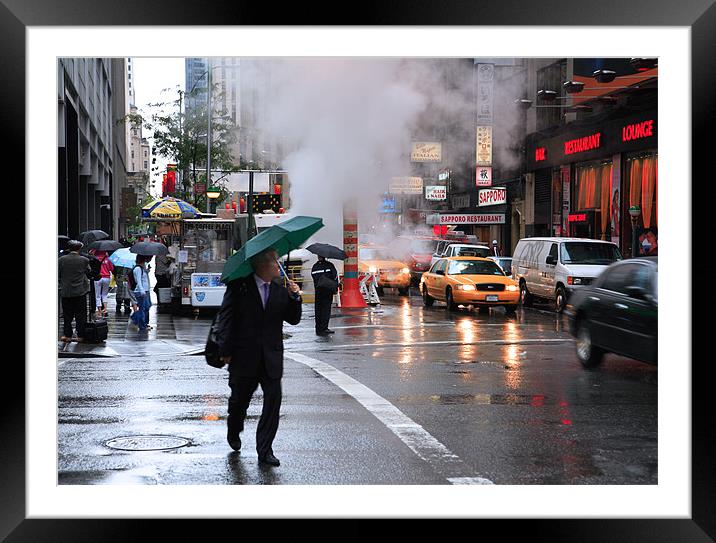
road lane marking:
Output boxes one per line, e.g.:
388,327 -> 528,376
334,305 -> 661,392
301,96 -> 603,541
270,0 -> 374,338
285,351 -> 494,485
327,323 -> 553,330
290,338 -> 572,352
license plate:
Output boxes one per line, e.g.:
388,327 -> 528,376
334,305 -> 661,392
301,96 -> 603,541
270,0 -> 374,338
486,295 -> 499,302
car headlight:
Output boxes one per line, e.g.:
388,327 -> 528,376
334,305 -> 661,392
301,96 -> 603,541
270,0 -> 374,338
369,266 -> 378,273
455,284 -> 476,291
401,267 -> 410,274
506,284 -> 519,292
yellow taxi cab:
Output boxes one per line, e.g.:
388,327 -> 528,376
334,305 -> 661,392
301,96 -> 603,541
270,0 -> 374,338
358,244 -> 411,295
419,256 -> 520,313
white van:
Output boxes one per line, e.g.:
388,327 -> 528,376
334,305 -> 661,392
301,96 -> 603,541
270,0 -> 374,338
511,237 -> 623,312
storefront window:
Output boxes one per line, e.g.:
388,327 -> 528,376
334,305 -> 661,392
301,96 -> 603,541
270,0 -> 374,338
573,161 -> 613,240
624,152 -> 658,256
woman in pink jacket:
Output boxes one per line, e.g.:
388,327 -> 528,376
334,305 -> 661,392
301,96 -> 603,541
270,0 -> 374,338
91,250 -> 115,318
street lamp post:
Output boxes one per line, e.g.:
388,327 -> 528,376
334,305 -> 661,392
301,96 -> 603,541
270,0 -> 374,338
206,186 -> 221,214
628,205 -> 642,258
206,59 -> 213,213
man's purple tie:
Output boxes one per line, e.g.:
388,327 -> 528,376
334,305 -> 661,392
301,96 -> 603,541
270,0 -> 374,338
262,283 -> 270,308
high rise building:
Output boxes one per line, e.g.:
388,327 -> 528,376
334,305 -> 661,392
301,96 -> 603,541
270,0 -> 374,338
58,58 -> 126,239
184,57 -> 284,170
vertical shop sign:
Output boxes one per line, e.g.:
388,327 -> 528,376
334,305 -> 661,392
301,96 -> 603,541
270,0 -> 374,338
610,154 -> 621,246
476,126 -> 493,166
476,64 -> 494,125
561,166 -> 570,237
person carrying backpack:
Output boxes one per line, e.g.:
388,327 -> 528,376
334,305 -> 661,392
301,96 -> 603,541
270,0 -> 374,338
129,256 -> 152,332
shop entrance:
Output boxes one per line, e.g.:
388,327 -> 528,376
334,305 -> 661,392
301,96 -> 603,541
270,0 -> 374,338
568,210 -> 601,239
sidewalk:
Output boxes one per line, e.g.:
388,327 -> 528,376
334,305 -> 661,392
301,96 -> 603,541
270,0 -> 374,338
58,284 -> 379,358
57,290 -> 207,358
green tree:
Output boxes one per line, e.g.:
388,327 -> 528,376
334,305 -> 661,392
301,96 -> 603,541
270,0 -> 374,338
121,84 -> 238,209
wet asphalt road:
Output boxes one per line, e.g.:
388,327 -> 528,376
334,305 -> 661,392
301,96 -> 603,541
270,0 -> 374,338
58,288 -> 657,485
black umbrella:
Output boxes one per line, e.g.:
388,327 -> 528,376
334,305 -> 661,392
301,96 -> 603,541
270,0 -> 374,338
87,239 -> 123,252
58,235 -> 70,249
305,243 -> 347,260
130,241 -> 168,256
79,229 -> 109,245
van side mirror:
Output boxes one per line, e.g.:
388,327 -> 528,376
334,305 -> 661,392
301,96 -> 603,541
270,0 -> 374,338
546,255 -> 557,265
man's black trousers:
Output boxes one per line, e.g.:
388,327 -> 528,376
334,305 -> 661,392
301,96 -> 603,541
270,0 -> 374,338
61,295 -> 87,338
314,287 -> 333,332
227,367 -> 282,457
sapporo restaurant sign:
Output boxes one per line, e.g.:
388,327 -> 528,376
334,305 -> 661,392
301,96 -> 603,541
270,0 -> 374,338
439,214 -> 505,225
527,113 -> 657,169
478,187 -> 507,207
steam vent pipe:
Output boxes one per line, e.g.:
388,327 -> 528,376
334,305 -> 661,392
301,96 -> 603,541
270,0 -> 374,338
340,200 -> 368,308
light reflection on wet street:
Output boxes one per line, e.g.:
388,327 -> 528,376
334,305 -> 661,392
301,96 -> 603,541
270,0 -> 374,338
58,290 -> 657,485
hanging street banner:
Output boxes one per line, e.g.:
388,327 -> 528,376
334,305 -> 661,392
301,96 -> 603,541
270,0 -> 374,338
425,186 -> 447,200
410,142 -> 442,162
476,126 -> 493,166
476,166 -> 493,187
478,187 -> 507,207
389,176 -> 424,194
476,64 -> 494,125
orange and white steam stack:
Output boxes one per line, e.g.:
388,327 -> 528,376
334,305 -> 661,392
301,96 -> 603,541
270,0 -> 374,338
340,200 -> 367,308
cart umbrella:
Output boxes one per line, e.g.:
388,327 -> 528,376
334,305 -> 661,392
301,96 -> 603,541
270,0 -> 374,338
142,197 -> 201,219
221,216 -> 324,283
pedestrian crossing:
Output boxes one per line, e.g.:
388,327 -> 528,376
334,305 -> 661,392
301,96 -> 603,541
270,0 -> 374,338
58,291 -> 180,342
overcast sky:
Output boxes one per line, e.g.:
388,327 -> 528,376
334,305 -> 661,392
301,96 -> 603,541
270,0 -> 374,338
131,57 -> 185,198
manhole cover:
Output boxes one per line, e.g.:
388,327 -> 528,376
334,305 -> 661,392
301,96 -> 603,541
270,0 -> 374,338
105,435 -> 191,451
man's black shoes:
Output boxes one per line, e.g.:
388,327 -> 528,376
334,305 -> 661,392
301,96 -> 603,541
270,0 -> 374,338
316,329 -> 335,336
325,329 -> 335,334
227,434 -> 241,452
258,453 -> 281,467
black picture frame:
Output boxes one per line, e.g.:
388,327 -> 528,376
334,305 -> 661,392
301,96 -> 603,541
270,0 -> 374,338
7,0 -> 710,540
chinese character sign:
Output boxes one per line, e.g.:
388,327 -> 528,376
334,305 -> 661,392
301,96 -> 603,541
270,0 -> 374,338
476,126 -> 492,166
476,166 -> 492,187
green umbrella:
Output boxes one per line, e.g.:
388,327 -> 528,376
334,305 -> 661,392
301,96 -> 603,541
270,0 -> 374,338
221,215 -> 324,283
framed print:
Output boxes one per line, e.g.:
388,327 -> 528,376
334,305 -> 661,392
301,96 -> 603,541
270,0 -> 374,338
5,0 -> 711,539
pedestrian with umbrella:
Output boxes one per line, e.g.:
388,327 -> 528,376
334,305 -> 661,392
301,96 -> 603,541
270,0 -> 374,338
87,240 -> 122,318
129,241 -> 167,332
214,216 -> 322,466
109,247 -> 137,315
306,243 -> 345,336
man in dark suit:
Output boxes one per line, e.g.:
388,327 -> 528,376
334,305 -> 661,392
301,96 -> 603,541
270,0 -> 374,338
217,248 -> 302,467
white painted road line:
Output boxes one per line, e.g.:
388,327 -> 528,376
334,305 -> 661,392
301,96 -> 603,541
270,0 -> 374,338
290,337 -> 572,352
285,351 -> 494,485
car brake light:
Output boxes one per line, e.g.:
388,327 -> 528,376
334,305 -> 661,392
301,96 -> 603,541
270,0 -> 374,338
183,286 -> 189,296
567,276 -> 573,285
